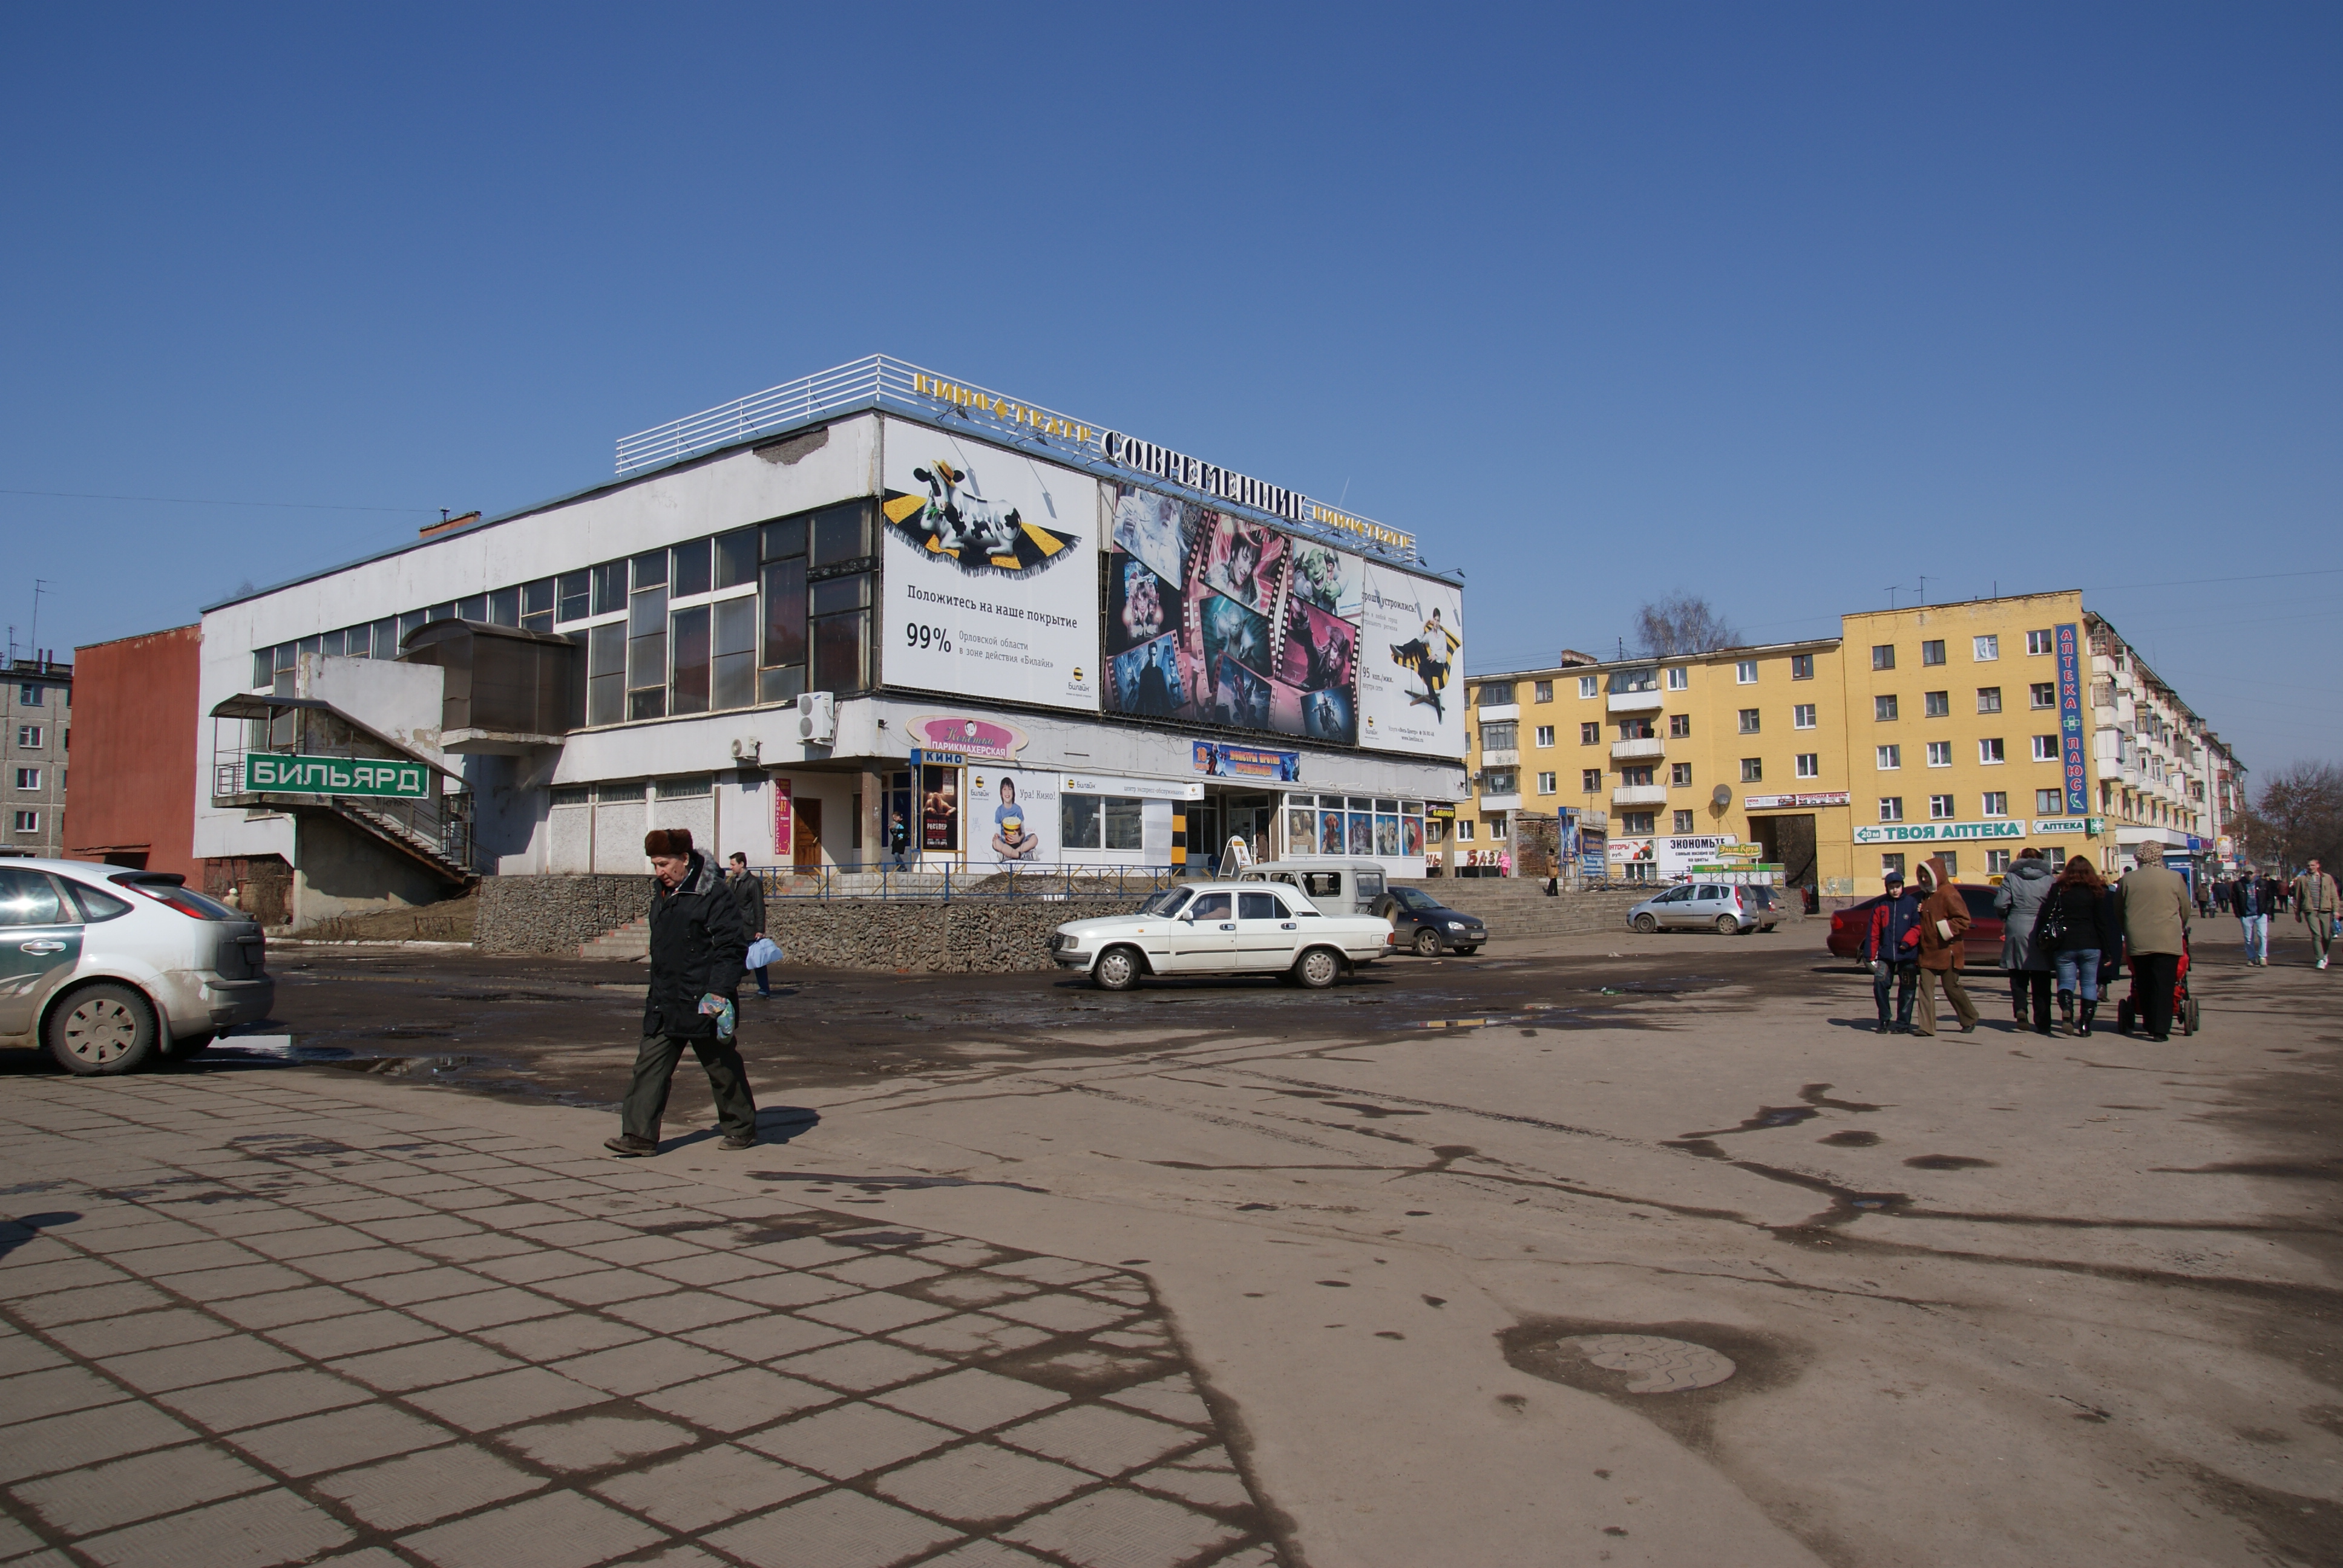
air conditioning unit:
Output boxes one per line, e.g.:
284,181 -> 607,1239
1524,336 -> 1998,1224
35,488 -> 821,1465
797,691 -> 836,744
730,737 -> 760,765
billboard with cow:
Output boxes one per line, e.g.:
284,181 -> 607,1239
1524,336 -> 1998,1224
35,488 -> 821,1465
879,417 -> 1101,713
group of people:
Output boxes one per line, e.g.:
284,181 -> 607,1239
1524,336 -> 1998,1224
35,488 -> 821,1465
2206,860 -> 2337,970
1858,844 -> 2195,1041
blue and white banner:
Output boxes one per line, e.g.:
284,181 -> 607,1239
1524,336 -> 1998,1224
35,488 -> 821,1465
2055,622 -> 2088,814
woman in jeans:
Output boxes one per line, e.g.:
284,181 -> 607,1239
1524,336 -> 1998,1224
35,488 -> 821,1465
2047,857 -> 2117,1035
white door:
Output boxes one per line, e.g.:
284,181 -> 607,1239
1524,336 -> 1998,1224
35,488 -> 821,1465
1164,890 -> 1239,972
1233,890 -> 1302,970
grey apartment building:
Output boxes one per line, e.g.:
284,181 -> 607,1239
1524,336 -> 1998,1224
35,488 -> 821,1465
4,656 -> 71,857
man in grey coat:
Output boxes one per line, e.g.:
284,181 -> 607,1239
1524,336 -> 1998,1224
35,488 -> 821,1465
1993,849 -> 2056,1034
2292,858 -> 2338,971
2119,843 -> 2192,1042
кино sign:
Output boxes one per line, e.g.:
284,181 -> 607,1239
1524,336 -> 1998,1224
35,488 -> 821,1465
246,754 -> 430,799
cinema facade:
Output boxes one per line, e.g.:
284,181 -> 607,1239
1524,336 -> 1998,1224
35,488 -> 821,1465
194,358 -> 1469,909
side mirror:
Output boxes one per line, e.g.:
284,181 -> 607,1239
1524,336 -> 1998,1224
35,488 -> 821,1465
1177,910 -> 1195,923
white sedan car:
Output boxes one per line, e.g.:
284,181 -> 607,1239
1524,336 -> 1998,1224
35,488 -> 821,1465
1049,881 -> 1394,990
1,858 -> 274,1076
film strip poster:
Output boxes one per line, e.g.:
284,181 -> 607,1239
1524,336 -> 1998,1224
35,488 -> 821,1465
1103,484 -> 1361,746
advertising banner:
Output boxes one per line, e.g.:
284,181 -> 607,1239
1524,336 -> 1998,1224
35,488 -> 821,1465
2055,622 -> 2088,814
968,765 -> 1057,867
1743,791 -> 1850,809
1192,741 -> 1301,782
1853,820 -> 2025,845
1104,485 -> 1362,748
1657,835 -> 1731,876
772,779 -> 793,858
246,754 -> 430,799
880,419 -> 1099,713
1349,563 -> 1465,761
2030,817 -> 2105,837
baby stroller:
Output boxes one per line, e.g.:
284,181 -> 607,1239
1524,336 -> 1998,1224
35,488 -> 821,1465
2115,933 -> 2198,1037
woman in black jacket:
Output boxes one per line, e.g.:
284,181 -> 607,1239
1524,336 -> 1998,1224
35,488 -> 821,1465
2045,857 -> 2119,1036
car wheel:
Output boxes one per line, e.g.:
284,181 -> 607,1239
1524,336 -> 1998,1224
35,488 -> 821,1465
45,984 -> 160,1076
1715,915 -> 1740,935
1294,948 -> 1342,989
162,1031 -> 216,1061
1631,914 -> 1658,934
1092,947 -> 1144,992
1413,927 -> 1443,957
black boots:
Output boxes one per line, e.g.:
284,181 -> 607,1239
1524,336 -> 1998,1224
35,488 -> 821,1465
2078,1001 -> 2096,1037
2058,992 -> 2076,1034
2011,979 -> 2031,1025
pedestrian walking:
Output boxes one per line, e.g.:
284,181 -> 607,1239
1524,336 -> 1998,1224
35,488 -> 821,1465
2230,872 -> 2270,966
606,828 -> 758,1157
1910,858 -> 1979,1036
2118,843 -> 2191,1041
2045,856 -> 2115,1034
1860,869 -> 1924,1034
1993,848 -> 2057,1034
888,812 -> 911,869
2292,858 -> 2339,970
727,852 -> 772,999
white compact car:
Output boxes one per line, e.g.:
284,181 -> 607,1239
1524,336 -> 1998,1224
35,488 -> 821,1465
1,859 -> 274,1076
1049,881 -> 1395,990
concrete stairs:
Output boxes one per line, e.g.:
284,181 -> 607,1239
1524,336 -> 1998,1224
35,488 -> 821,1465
580,916 -> 650,961
335,800 -> 476,887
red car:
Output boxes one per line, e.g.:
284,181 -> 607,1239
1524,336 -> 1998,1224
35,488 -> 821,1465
1826,884 -> 2007,967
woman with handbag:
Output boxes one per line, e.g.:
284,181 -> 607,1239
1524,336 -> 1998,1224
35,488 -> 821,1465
1994,849 -> 2057,1034
2045,857 -> 2115,1035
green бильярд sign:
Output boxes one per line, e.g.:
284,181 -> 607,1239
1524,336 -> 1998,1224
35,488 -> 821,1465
247,754 -> 432,799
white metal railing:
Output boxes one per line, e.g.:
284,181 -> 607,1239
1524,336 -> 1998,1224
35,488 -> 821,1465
614,353 -> 1420,564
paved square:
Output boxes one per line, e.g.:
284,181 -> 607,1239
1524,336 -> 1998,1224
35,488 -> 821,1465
0,1074 -> 1279,1566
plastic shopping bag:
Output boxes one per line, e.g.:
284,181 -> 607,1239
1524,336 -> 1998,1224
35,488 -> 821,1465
746,936 -> 782,969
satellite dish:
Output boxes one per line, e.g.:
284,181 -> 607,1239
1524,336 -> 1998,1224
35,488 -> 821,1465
1711,785 -> 1732,808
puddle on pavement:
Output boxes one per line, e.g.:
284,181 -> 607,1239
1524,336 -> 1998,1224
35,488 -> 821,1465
1502,1316 -> 1801,1451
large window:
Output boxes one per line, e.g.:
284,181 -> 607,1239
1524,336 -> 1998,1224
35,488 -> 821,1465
1477,682 -> 1515,706
626,550 -> 669,720
1061,793 -> 1144,851
1480,720 -> 1518,751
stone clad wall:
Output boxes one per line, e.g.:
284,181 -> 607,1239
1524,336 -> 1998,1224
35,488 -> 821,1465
477,874 -> 652,955
477,873 -> 1131,972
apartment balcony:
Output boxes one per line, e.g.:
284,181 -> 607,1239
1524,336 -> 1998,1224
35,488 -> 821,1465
1611,737 -> 1665,762
1478,794 -> 1524,812
1479,748 -> 1519,768
1607,689 -> 1664,714
1613,783 -> 1668,807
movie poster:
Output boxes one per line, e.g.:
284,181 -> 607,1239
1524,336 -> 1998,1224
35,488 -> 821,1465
1102,482 -> 1365,749
1350,561 -> 1464,760
879,419 -> 1100,713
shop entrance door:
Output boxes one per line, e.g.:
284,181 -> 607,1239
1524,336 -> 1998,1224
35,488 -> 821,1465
793,800 -> 823,869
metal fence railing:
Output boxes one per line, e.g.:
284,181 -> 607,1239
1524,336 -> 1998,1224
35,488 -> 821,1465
747,862 -> 1179,903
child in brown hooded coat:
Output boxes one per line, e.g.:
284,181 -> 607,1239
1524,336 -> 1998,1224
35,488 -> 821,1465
1912,857 -> 1979,1036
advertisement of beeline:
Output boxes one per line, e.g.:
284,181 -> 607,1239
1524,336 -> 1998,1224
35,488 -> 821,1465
879,418 -> 1101,713
1346,561 -> 1465,759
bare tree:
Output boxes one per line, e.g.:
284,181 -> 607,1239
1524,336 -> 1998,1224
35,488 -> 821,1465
2246,760 -> 2343,872
1633,593 -> 1740,658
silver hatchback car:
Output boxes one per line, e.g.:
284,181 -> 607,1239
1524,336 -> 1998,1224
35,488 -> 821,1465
1,859 -> 274,1076
1626,880 -> 1777,936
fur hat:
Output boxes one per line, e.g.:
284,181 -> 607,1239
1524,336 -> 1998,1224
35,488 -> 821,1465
643,828 -> 694,858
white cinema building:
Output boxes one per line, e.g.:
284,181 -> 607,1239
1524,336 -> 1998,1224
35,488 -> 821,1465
194,358 -> 1470,920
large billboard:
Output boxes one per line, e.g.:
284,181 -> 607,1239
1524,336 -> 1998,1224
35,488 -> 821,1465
1348,561 -> 1466,760
880,419 -> 1100,713
1101,480 -> 1459,759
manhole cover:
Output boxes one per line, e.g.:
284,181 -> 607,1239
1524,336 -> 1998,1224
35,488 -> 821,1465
1561,1334 -> 1736,1393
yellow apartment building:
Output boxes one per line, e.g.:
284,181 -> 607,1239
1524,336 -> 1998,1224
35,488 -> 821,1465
1463,589 -> 2241,898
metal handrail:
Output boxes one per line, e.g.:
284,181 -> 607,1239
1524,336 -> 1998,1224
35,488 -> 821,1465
211,743 -> 480,876
746,861 -> 1179,903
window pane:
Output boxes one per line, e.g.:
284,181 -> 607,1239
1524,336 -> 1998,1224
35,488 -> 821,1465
631,550 -> 667,591
561,570 -> 593,622
318,629 -> 344,656
592,561 -> 626,615
758,664 -> 805,704
252,650 -> 272,688
525,577 -> 555,615
713,650 -> 756,711
628,685 -> 666,721
813,502 -> 870,567
714,595 -> 756,657
372,619 -> 396,658
457,595 -> 487,622
715,528 -> 758,589
761,558 -> 807,670
672,537 -> 712,598
629,586 -> 667,641
762,515 -> 808,561
488,587 -> 520,627
670,605 -> 711,714
812,573 -> 870,615
588,624 -> 626,726
1062,793 -> 1101,849
812,609 -> 868,693
1104,797 -> 1144,850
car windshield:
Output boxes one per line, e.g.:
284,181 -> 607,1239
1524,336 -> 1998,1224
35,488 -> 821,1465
1389,887 -> 1440,911
1137,887 -> 1191,916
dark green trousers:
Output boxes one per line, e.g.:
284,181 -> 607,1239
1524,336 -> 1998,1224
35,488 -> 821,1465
620,1030 -> 757,1143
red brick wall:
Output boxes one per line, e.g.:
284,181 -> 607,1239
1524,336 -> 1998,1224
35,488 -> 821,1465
62,624 -> 201,880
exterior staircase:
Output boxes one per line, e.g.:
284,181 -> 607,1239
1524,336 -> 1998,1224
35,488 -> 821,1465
335,799 -> 476,887
580,916 -> 650,961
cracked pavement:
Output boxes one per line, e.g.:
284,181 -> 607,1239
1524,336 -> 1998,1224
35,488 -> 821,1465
3,923 -> 2340,1565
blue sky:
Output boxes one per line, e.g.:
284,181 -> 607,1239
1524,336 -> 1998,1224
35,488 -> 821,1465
5,4 -> 2336,772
